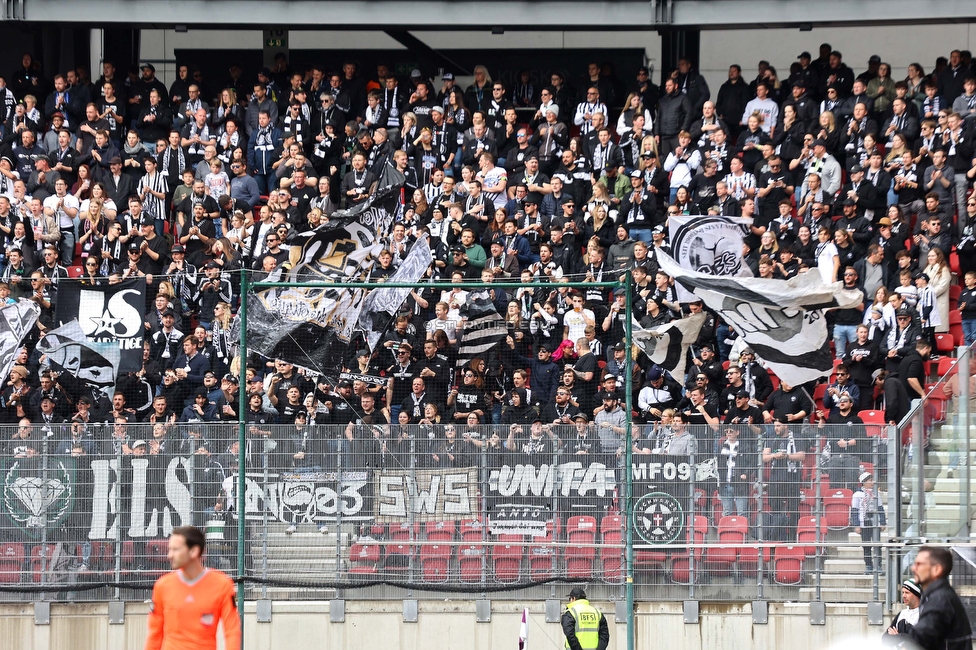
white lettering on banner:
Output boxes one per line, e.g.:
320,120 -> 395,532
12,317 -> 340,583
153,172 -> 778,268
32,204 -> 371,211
238,471 -> 369,523
375,468 -> 478,521
630,461 -> 693,482
88,457 -> 193,540
488,462 -> 615,499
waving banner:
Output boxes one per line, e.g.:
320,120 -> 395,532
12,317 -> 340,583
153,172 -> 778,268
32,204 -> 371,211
668,215 -> 753,302
247,184 -> 402,372
657,251 -> 863,386
0,300 -> 40,382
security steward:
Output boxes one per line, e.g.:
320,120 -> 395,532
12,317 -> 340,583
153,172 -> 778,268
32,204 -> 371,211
562,587 -> 610,650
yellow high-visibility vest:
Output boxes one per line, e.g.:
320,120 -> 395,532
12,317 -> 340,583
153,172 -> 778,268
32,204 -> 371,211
565,599 -> 601,650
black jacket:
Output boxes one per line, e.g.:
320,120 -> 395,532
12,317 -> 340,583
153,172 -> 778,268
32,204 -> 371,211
906,578 -> 973,650
561,602 -> 610,650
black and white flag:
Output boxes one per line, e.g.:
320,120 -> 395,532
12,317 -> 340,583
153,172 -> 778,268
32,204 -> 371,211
358,235 -> 433,352
456,294 -> 507,367
657,251 -> 862,386
668,215 -> 753,301
247,184 -> 401,371
0,300 -> 40,382
632,312 -> 706,382
54,278 -> 145,372
38,320 -> 121,402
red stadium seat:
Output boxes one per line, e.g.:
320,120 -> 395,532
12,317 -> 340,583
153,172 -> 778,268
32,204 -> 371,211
492,543 -> 524,583
823,489 -> 854,530
67,265 -> 84,278
565,516 -> 597,579
458,544 -> 485,583
796,517 -> 827,557
669,516 -> 708,584
348,542 -> 382,576
389,522 -> 420,541
384,543 -> 414,575
0,542 -> 24,583
773,545 -> 805,585
425,520 -> 456,543
599,515 -> 625,583
459,519 -> 485,542
419,544 -> 452,583
934,333 -> 955,354
858,410 -> 887,438
705,515 -> 748,575
527,520 -> 559,581
937,357 -> 960,378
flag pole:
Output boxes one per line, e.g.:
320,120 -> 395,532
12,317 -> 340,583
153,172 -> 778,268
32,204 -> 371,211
623,271 -> 635,650
236,266 -> 248,647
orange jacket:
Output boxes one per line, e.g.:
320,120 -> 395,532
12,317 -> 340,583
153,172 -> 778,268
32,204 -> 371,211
145,568 -> 240,650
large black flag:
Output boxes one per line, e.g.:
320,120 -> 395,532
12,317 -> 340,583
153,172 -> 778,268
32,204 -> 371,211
246,183 -> 402,372
54,278 -> 146,372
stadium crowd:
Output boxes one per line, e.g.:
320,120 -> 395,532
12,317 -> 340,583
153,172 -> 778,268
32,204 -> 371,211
0,45 -> 972,508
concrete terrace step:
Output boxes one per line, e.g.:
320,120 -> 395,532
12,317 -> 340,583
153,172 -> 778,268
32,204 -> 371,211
823,558 -> 874,573
816,573 -> 887,589
798,587 -> 880,602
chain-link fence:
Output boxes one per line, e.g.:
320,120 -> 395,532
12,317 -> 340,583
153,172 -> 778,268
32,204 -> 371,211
0,418 -> 909,604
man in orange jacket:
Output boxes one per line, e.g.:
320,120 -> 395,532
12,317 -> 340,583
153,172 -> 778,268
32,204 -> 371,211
145,526 -> 241,650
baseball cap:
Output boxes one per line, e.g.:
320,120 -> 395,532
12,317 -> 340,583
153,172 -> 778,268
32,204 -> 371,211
812,138 -> 827,147
337,379 -> 353,389
647,366 -> 663,381
567,587 -> 586,599
171,244 -> 185,253
859,471 -> 873,483
442,72 -> 455,81
877,217 -> 892,227
797,51 -> 812,60
432,105 -> 445,114
205,261 -> 221,269
613,341 -> 626,351
735,389 -> 750,399
222,374 -> 239,385
629,169 -> 643,179
410,69 -> 422,79
573,413 -> 589,422
131,439 -> 147,449
128,242 -> 141,252
141,63 -> 155,73
849,164 -> 863,174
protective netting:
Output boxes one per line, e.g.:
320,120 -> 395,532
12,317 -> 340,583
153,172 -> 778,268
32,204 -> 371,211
0,420 -> 904,603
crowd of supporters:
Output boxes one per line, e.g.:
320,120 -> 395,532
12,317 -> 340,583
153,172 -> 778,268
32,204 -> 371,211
0,44 -> 972,495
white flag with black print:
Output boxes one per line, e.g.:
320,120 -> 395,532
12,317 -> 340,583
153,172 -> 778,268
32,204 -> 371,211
632,312 -> 706,382
668,215 -> 753,302
0,300 -> 40,382
657,251 -> 862,386
359,235 -> 433,352
457,294 -> 507,367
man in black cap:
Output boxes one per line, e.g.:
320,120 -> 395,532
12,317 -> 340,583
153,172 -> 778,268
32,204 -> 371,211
885,577 -> 922,638
518,191 -> 549,260
883,306 -> 922,375
819,50 -> 854,98
790,53 -> 820,101
562,587 -> 609,650
105,155 -> 136,205
134,214 -> 170,274
618,169 -> 656,242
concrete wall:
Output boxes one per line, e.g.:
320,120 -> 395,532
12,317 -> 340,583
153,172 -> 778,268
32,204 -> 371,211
136,24 -> 976,89
0,600 -> 882,650
697,24 -> 976,96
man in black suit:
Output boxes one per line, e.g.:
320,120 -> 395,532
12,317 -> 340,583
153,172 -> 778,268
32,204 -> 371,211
104,156 -> 137,206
